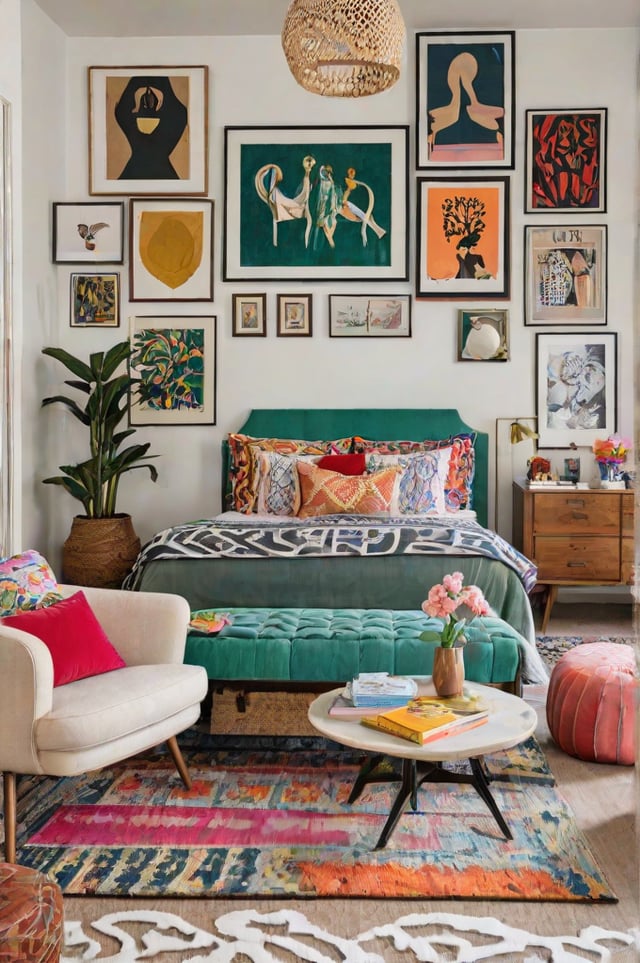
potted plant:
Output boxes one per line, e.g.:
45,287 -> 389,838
42,340 -> 158,588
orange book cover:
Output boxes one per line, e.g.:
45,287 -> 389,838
360,698 -> 488,745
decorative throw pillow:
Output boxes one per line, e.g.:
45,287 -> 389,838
1,590 -> 126,687
0,549 -> 63,617
316,453 -> 366,475
297,462 -> 401,519
363,449 -> 450,514
255,451 -> 318,516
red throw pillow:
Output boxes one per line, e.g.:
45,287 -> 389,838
2,590 -> 126,686
316,453 -> 366,476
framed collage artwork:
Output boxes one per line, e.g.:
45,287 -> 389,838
416,176 -> 510,298
52,202 -> 124,264
129,198 -> 214,301
416,30 -> 515,171
223,125 -> 409,281
129,316 -> 216,425
70,273 -> 120,327
88,65 -> 209,196
277,294 -> 312,336
457,308 -> 508,361
329,294 -> 411,337
232,293 -> 267,336
535,332 -> 617,448
524,225 -> 607,326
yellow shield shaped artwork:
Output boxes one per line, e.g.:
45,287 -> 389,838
139,210 -> 203,289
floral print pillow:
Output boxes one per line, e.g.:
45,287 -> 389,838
0,550 -> 63,617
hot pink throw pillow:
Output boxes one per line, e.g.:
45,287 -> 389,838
316,453 -> 367,475
2,590 -> 126,686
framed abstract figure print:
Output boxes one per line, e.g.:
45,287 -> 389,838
525,225 -> 607,326
277,294 -> 312,336
232,293 -> 267,337
70,273 -> 120,327
416,31 -> 515,171
53,202 -> 124,263
457,308 -> 508,361
329,294 -> 411,337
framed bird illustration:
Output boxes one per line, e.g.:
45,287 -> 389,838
52,201 -> 125,263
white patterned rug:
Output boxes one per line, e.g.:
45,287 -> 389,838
62,908 -> 639,962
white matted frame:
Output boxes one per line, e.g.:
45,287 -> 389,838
329,294 -> 411,337
232,293 -> 267,337
535,332 -> 617,449
524,224 -> 607,326
129,198 -> 214,301
129,315 -> 216,425
277,294 -> 312,336
53,202 -> 124,264
89,65 -> 208,196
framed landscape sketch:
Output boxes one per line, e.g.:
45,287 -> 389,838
535,332 -> 617,448
129,198 -> 214,301
277,294 -> 312,336
129,316 -> 216,425
525,108 -> 607,213
416,30 -> 515,171
53,202 -> 124,263
232,293 -> 267,336
416,176 -> 510,298
70,273 -> 119,327
457,308 -> 508,361
223,125 -> 409,281
525,225 -> 607,326
88,65 -> 208,196
329,294 -> 411,337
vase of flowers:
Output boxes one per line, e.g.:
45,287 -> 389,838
419,572 -> 490,697
593,435 -> 631,489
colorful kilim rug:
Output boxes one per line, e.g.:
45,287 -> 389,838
13,730 -> 615,902
536,635 -> 635,669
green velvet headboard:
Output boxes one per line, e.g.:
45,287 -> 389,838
222,409 -> 489,527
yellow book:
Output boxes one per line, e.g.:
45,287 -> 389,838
360,697 -> 488,745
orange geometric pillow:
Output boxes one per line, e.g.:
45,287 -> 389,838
297,462 -> 401,519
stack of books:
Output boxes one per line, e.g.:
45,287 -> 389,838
360,694 -> 489,745
329,673 -> 418,719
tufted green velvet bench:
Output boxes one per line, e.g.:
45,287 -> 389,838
186,608 -> 525,712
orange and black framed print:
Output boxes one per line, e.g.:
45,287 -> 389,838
129,316 -> 216,425
129,198 -> 214,301
524,225 -> 607,326
329,294 -> 411,337
89,65 -> 208,196
232,293 -> 267,337
70,273 -> 120,327
525,108 -> 607,213
416,31 -> 515,172
277,294 -> 312,337
53,202 -> 124,263
416,176 -> 510,299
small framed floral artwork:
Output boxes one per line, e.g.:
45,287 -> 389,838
52,202 -> 124,263
232,293 -> 267,337
129,315 -> 216,425
277,294 -> 312,337
70,273 -> 120,327
524,225 -> 607,326
329,294 -> 411,337
457,308 -> 508,361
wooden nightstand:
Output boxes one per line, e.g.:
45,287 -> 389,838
512,480 -> 634,632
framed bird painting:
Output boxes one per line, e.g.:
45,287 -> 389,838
52,201 -> 125,264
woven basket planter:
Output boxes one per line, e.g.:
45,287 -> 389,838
62,514 -> 141,589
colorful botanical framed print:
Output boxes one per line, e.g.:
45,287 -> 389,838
223,125 -> 409,281
277,294 -> 312,336
329,294 -> 411,337
70,273 -> 119,327
129,198 -> 214,301
129,316 -> 216,425
88,65 -> 208,196
535,332 -> 617,448
525,108 -> 607,213
52,202 -> 124,263
232,293 -> 267,337
416,31 -> 515,171
525,225 -> 607,326
416,176 -> 510,299
457,308 -> 508,361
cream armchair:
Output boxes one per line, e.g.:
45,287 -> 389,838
0,585 -> 208,863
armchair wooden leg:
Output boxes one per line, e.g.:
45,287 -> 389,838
3,772 -> 16,863
166,736 -> 192,790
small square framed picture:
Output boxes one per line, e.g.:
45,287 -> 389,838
232,293 -> 267,337
53,202 -> 124,263
70,273 -> 120,327
277,294 -> 312,337
457,308 -> 509,361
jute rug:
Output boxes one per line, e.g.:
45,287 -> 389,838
15,729 -> 614,902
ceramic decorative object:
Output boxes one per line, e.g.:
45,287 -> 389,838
432,645 -> 465,698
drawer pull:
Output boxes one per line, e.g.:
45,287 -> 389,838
567,498 -> 586,506
570,512 -> 588,520
567,561 -> 587,567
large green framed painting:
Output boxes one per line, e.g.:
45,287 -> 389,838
223,125 -> 409,281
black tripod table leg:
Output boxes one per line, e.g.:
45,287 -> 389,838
470,757 -> 512,840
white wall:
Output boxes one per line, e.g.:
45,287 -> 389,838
15,25 -> 639,573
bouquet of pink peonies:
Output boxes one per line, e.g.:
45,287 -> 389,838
419,572 -> 490,648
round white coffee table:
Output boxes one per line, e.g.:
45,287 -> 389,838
308,682 -> 537,849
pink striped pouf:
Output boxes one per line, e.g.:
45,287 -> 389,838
546,642 -> 637,766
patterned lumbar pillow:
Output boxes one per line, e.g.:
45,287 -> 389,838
296,462 -> 401,519
0,549 -> 63,617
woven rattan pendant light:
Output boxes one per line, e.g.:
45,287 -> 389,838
281,0 -> 406,97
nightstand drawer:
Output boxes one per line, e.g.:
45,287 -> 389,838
533,494 -> 620,535
535,536 -> 621,581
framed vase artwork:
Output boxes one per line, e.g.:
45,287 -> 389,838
277,294 -> 312,336
524,225 -> 607,326
457,308 -> 508,361
70,273 -> 120,327
232,293 -> 267,337
88,65 -> 209,196
129,198 -> 214,301
329,294 -> 411,337
525,108 -> 607,213
416,30 -> 515,171
416,176 -> 510,299
535,332 -> 617,448
223,125 -> 409,281
52,202 -> 124,263
129,315 -> 216,425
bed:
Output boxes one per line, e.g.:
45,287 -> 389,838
124,408 -> 546,684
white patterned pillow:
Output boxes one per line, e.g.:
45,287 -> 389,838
255,451 -> 318,515
363,449 -> 450,514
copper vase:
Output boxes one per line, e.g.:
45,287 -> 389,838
432,645 -> 465,698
